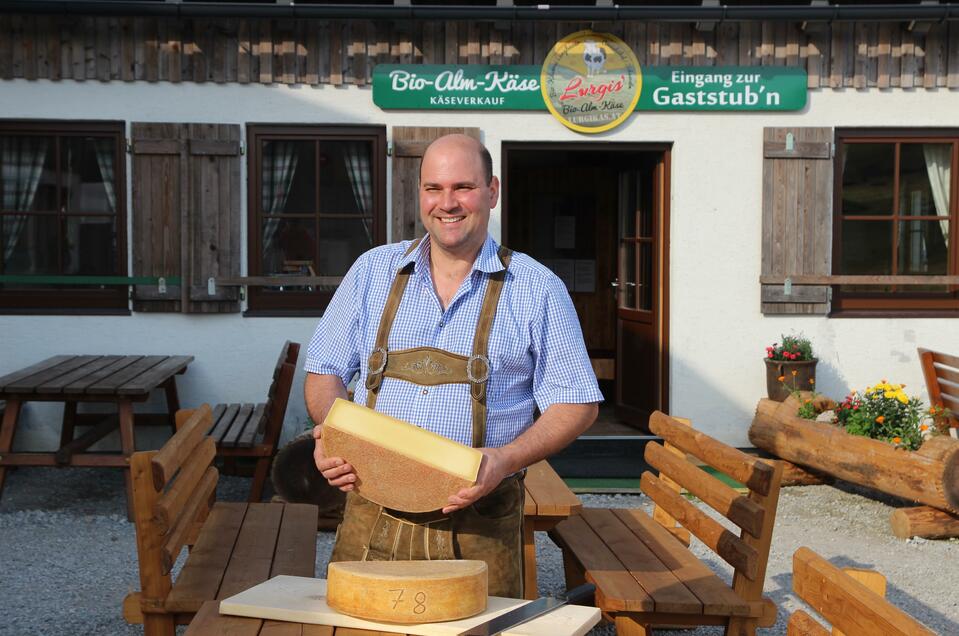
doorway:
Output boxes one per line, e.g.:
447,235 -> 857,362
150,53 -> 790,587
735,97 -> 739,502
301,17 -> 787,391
502,143 -> 671,432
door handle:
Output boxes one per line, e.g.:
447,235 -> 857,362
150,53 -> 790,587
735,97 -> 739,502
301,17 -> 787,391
610,280 -> 637,288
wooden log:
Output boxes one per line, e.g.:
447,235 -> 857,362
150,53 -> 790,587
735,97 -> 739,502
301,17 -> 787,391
890,506 -> 959,539
780,459 -> 834,487
750,397 -> 959,514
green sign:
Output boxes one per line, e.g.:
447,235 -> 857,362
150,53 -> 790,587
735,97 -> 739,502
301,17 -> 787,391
373,65 -> 544,110
373,64 -> 807,112
638,67 -> 807,111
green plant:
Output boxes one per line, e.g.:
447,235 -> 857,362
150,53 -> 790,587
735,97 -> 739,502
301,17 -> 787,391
778,371 -> 822,420
834,380 -> 935,451
766,333 -> 814,362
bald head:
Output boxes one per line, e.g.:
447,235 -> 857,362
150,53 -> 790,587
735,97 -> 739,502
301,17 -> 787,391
420,134 -> 493,186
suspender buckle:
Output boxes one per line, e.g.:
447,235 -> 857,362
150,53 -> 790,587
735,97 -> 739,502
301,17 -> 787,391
467,354 -> 491,384
369,347 -> 388,376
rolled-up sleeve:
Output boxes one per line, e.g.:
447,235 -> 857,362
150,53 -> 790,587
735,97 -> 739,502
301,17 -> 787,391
303,253 -> 366,387
529,274 -> 605,413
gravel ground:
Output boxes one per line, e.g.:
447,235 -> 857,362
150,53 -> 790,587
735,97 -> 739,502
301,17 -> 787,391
1,467 -> 957,635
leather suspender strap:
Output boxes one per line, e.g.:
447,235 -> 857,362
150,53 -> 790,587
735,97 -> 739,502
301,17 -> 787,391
366,239 -> 421,409
469,246 -> 512,448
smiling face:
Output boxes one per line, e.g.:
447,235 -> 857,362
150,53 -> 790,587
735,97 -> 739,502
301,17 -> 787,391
419,135 -> 499,261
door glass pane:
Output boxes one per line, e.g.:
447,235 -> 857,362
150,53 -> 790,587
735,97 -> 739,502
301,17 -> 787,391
638,243 -> 653,311
0,136 -> 56,212
899,220 -> 949,291
261,140 -> 316,215
1,213 -> 58,275
62,136 -> 117,213
619,172 -> 636,239
318,217 -> 375,276
619,241 -> 635,309
841,143 -> 894,216
320,141 -> 373,215
638,169 -> 653,239
840,220 -> 893,293
899,143 -> 951,217
64,216 -> 117,276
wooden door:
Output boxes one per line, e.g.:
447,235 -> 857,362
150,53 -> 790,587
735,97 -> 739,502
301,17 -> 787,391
615,155 -> 668,428
390,127 -> 480,241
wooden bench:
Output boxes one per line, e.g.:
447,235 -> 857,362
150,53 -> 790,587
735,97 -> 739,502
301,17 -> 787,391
918,347 -> 959,432
124,404 -> 318,636
183,341 -> 299,502
550,412 -> 783,636
789,547 -> 935,636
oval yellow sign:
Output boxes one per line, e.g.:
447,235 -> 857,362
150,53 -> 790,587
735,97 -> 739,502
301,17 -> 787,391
541,30 -> 642,134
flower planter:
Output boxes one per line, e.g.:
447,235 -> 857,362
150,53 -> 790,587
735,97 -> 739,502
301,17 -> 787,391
764,358 -> 817,402
749,396 -> 959,515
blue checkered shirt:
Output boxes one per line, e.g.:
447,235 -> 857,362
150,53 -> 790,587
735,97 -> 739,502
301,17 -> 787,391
304,234 -> 603,449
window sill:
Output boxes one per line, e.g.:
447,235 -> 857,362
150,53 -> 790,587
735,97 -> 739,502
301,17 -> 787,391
243,308 -> 325,318
829,309 -> 959,319
0,307 -> 131,316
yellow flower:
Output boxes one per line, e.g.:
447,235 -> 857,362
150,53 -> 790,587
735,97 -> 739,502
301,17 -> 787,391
884,391 -> 895,399
808,378 -> 815,385
792,370 -> 798,377
896,393 -> 909,405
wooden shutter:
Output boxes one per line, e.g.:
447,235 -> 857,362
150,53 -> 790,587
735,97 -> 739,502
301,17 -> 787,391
391,127 -> 480,241
131,123 -> 241,313
760,127 -> 834,315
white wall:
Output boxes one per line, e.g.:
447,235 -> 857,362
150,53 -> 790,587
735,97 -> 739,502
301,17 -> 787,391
1,78 -> 957,448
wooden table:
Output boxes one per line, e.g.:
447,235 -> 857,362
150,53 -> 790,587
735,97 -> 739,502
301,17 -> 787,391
522,459 -> 581,600
0,354 -> 193,519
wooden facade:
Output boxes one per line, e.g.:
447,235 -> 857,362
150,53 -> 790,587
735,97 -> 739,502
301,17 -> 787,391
2,15 -> 959,89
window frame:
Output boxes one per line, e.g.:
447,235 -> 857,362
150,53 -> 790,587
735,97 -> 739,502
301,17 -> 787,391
0,120 -> 128,314
832,128 -> 959,314
246,124 -> 386,315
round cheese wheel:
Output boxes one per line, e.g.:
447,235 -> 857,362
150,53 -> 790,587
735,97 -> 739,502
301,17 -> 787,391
327,559 -> 488,624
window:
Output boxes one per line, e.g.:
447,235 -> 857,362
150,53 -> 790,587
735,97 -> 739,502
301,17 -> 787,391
247,125 -> 386,313
834,129 -> 959,313
0,121 -> 127,312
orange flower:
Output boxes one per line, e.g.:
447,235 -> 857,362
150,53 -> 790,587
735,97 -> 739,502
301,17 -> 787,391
778,375 -> 785,382
792,370 -> 798,376
920,424 -> 929,431
804,399 -> 812,404
808,378 -> 815,385
876,416 -> 885,423
893,436 -> 902,444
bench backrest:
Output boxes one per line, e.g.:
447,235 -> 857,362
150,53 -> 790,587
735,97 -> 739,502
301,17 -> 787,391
918,348 -> 959,430
789,547 -> 935,636
261,340 -> 300,447
644,411 -> 784,604
130,404 -> 218,603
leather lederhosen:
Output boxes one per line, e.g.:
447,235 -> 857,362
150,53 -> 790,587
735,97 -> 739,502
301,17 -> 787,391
328,239 -> 525,599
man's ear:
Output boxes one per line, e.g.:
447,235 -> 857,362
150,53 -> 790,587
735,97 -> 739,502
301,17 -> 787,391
488,175 -> 500,209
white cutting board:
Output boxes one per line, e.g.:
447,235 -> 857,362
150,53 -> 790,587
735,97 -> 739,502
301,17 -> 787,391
219,575 -> 601,636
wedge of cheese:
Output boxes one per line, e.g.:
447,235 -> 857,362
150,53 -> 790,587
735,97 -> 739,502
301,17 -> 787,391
327,560 -> 488,624
320,398 -> 483,512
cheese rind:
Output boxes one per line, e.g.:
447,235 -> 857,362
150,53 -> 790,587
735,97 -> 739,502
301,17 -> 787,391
327,560 -> 488,624
321,398 -> 483,512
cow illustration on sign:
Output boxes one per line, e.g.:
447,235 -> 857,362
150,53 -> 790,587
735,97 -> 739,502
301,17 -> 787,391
582,40 -> 606,76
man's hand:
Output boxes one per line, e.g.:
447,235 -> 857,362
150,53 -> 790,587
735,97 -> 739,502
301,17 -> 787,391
312,424 -> 356,492
442,446 -> 512,514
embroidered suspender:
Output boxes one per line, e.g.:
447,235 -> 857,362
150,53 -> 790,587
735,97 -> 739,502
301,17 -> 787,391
365,239 -> 512,448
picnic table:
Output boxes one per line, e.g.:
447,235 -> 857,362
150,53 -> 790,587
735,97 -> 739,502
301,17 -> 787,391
0,354 -> 193,519
522,459 -> 581,599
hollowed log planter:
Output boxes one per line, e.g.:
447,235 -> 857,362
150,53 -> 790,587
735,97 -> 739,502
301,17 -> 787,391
749,396 -> 959,515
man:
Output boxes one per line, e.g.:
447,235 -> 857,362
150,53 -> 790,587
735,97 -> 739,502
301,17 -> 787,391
304,134 -> 601,598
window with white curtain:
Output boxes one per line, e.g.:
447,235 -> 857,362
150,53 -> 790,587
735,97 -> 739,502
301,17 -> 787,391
835,131 -> 958,312
0,121 -> 126,312
247,125 -> 386,313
